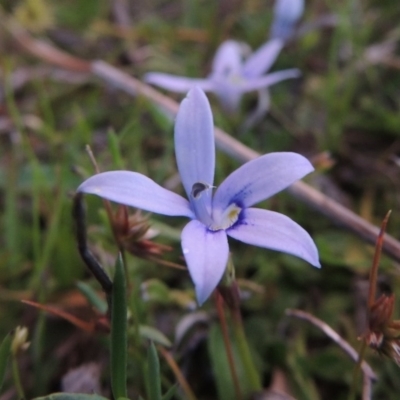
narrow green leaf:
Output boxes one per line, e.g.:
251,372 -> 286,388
232,315 -> 261,392
111,254 -> 128,399
139,325 -> 172,348
107,129 -> 124,170
208,325 -> 236,400
0,333 -> 12,391
145,342 -> 162,400
77,281 -> 108,314
32,394 -> 109,400
208,324 -> 255,400
162,384 -> 178,400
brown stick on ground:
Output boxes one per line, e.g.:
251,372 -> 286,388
3,16 -> 400,262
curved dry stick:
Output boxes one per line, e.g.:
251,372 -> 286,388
286,309 -> 376,400
3,17 -> 400,261
285,308 -> 377,383
72,193 -> 113,296
2,16 -> 91,72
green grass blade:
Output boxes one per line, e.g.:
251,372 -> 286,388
139,325 -> 172,348
162,384 -> 178,400
145,342 -> 162,400
107,129 -> 125,170
32,394 -> 109,400
76,281 -> 108,314
0,333 -> 12,391
110,254 -> 128,399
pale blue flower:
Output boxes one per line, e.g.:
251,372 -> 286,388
77,87 -> 320,305
270,0 -> 305,40
144,39 -> 300,112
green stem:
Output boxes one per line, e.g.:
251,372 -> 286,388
111,254 -> 128,399
231,306 -> 262,392
215,292 -> 242,400
12,356 -> 25,400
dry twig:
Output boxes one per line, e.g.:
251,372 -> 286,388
286,309 -> 376,400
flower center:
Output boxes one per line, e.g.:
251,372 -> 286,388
210,203 -> 241,231
190,182 -> 241,231
228,73 -> 243,86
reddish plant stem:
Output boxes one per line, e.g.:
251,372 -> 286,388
158,346 -> 198,400
368,210 -> 391,309
214,291 -> 243,400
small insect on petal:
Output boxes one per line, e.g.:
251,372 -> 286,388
191,182 -> 214,199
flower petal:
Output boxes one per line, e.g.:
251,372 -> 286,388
174,87 -> 215,202
77,171 -> 194,218
274,0 -> 305,24
227,208 -> 320,267
144,73 -> 214,92
241,89 -> 271,131
270,0 -> 305,40
211,40 -> 243,78
211,81 -> 243,112
236,69 -> 301,92
213,152 -> 314,211
181,220 -> 229,305
242,39 -> 284,78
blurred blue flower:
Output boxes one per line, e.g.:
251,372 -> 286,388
144,39 -> 300,112
77,87 -> 319,305
270,0 -> 305,40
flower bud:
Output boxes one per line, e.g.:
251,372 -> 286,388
11,326 -> 30,355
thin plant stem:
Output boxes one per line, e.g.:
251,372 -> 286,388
286,309 -> 376,400
11,356 -> 25,400
214,291 -> 242,400
368,210 -> 391,309
72,193 -> 113,297
230,304 -> 262,392
85,145 -> 122,251
349,340 -> 367,400
158,346 -> 198,400
349,210 -> 391,400
286,309 -> 376,380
